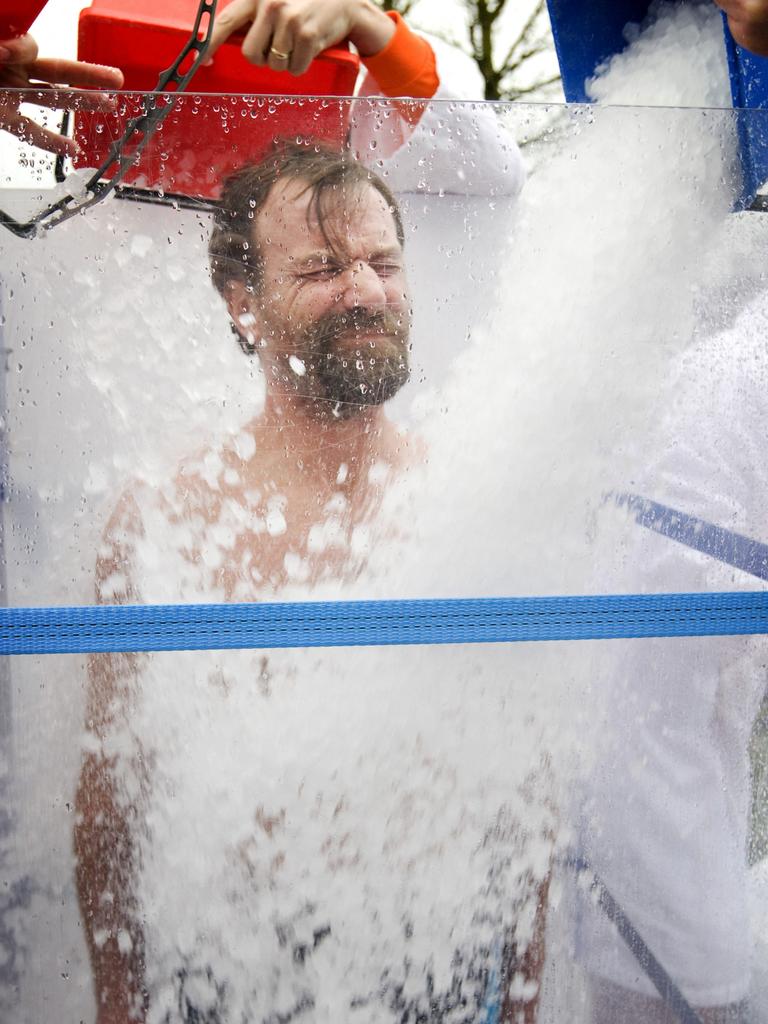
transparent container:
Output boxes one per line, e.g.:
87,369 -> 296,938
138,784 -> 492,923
0,92 -> 766,1024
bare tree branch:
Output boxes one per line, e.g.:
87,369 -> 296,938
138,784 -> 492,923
464,0 -> 559,101
507,42 -> 550,72
505,73 -> 562,99
372,0 -> 561,104
417,25 -> 465,50
502,0 -> 547,64
377,0 -> 416,17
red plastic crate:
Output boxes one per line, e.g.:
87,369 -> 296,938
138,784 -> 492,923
0,2 -> 48,38
74,0 -> 361,199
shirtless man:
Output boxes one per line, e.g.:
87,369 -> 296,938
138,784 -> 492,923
73,2 -> 541,1019
203,143 -> 412,592
74,139 -> 546,1023
74,137 -> 408,1023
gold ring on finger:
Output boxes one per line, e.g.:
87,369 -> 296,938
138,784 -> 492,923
269,46 -> 291,61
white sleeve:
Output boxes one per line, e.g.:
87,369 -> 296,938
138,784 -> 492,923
598,304 -> 768,724
624,303 -> 768,591
349,34 -> 526,198
576,304 -> 768,1002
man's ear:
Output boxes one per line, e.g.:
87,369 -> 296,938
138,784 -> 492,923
224,278 -> 253,321
225,279 -> 257,330
224,280 -> 263,354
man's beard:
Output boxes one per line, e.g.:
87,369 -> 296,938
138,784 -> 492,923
281,308 -> 411,420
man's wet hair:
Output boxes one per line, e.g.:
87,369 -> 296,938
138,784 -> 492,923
208,141 -> 405,298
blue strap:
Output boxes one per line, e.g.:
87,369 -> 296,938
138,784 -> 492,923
568,856 -> 703,1024
616,492 -> 768,581
1,591 -> 767,655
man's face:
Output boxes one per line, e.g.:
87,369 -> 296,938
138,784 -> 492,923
242,177 -> 411,419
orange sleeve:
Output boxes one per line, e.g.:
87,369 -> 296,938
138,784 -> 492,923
360,11 -> 439,100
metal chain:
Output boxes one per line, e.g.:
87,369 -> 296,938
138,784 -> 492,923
0,0 -> 218,239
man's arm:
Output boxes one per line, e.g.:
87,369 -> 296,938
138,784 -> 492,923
74,493 -> 148,1024
75,655 -> 148,1024
500,874 -> 550,1024
205,0 -> 396,76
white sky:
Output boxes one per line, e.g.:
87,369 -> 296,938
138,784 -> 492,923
23,0 -> 557,74
24,0 -> 559,88
1,0 -> 560,188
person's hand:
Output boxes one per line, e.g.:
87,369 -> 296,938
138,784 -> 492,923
717,1 -> 768,56
0,33 -> 123,155
206,0 -> 395,77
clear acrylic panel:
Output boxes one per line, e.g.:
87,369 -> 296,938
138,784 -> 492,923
0,92 -> 767,1024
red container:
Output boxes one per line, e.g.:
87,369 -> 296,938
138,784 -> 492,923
0,2 -> 48,38
74,0 -> 361,199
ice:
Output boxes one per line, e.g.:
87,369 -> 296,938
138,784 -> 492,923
350,525 -> 370,557
283,551 -> 311,581
234,431 -> 257,461
588,2 -> 732,107
165,262 -> 186,284
83,463 -> 109,495
372,148 -> 732,612
367,460 -> 391,485
265,501 -> 288,537
129,234 -> 154,258
0,3 -> 761,1023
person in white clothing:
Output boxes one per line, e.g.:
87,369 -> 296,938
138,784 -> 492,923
576,299 -> 768,1024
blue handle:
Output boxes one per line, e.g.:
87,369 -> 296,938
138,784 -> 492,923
546,0 -> 651,103
545,0 -> 768,203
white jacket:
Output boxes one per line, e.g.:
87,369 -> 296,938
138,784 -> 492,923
576,296 -> 768,1006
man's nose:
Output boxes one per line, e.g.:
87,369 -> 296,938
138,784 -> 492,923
340,261 -> 387,309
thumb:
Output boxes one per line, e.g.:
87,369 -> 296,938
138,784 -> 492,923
0,33 -> 39,65
204,0 -> 257,65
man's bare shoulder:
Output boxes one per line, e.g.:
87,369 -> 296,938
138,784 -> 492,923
168,426 -> 278,519
166,426 -> 293,595
96,487 -> 149,605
